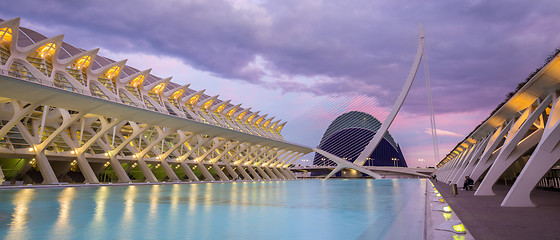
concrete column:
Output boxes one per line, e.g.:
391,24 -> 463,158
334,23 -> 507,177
137,158 -> 158,183
502,95 -> 560,207
75,154 -> 100,184
271,167 -> 286,180
264,166 -> 279,179
470,121 -> 514,182
454,136 -> 491,185
256,166 -> 271,180
476,99 -> 548,196
246,166 -> 262,180
212,163 -> 229,181
180,162 -> 199,181
276,167 -> 292,179
224,164 -> 239,180
235,166 -> 252,180
197,162 -> 215,181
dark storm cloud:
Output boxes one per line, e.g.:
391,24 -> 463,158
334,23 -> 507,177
2,0 -> 560,114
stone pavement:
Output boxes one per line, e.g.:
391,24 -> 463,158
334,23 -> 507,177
433,180 -> 560,240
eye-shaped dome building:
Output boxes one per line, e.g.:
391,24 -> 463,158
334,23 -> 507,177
313,111 -> 407,175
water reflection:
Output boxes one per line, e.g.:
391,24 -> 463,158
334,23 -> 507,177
89,186 -> 110,239
51,188 -> 75,239
6,189 -> 35,240
149,185 -> 160,218
120,185 -> 137,236
0,180 -> 426,239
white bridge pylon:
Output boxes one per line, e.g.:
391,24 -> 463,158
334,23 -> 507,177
314,24 -> 426,179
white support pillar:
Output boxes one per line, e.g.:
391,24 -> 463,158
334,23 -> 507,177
448,144 -> 476,184
180,162 -> 199,181
454,136 -> 491,185
235,165 -> 252,180
502,94 -> 560,207
452,142 -> 484,184
73,116 -> 122,184
246,165 -> 262,180
108,122 -> 152,183
197,162 -> 215,181
476,98 -> 549,196
224,164 -> 239,180
277,168 -> 293,180
212,163 -> 230,181
441,151 -> 464,183
0,101 -> 40,139
257,166 -> 272,180
271,167 -> 286,180
470,121 -> 514,182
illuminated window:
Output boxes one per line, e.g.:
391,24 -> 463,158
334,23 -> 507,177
215,104 -> 225,113
202,100 -> 213,110
227,108 -> 237,117
36,43 -> 56,59
263,119 -> 271,127
255,117 -> 263,125
170,89 -> 184,99
0,27 -> 12,47
129,75 -> 144,87
105,66 -> 119,78
0,27 -> 12,65
246,114 -> 255,123
27,43 -> 56,77
73,56 -> 91,70
237,111 -> 246,120
150,83 -> 165,94
66,55 -> 91,85
187,95 -> 199,105
98,66 -> 120,93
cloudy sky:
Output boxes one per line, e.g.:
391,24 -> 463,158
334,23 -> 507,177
2,0 -> 560,167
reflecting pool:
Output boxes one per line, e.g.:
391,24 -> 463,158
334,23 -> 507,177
0,179 -> 426,239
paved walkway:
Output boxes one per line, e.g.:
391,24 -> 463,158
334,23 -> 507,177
433,180 -> 560,240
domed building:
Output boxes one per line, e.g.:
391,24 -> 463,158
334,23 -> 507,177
313,111 -> 407,176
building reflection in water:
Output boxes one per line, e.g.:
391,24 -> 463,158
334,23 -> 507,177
6,189 -> 35,240
149,185 -> 160,218
119,185 -> 137,238
89,186 -> 110,239
51,187 -> 75,240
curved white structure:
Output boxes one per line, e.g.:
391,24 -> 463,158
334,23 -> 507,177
319,24 -> 426,179
435,49 -> 560,207
0,17 -> 311,185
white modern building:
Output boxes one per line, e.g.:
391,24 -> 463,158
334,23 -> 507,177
435,49 -> 560,207
0,17 -> 312,185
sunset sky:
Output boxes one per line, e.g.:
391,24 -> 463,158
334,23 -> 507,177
2,0 -> 560,167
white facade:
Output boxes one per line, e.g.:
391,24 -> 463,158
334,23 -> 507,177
0,18 -> 310,185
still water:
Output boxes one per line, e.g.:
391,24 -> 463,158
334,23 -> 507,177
0,179 -> 426,240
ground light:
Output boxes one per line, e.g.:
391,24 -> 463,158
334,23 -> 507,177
435,220 -> 467,234
452,223 -> 466,233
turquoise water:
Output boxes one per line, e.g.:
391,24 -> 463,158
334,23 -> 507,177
0,179 -> 426,240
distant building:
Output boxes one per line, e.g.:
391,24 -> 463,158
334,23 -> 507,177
313,111 -> 407,176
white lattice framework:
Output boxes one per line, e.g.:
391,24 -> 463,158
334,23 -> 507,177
0,18 -> 310,184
